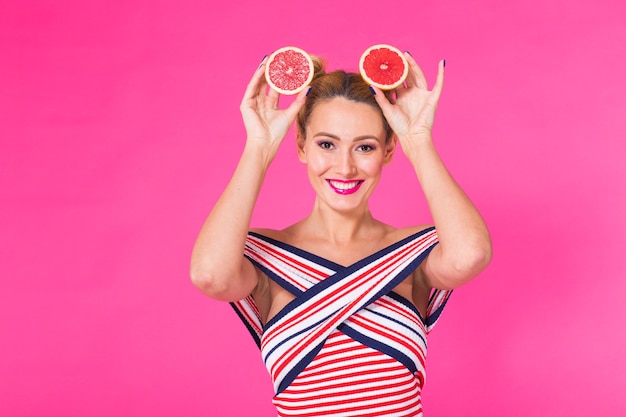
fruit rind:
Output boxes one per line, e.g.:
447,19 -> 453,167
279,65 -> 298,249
265,46 -> 314,95
359,44 -> 409,90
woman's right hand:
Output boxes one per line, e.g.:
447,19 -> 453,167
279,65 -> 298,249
239,56 -> 309,162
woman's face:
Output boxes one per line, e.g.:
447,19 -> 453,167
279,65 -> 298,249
298,97 -> 395,213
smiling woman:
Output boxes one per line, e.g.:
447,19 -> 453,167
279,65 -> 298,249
190,48 -> 492,416
297,97 -> 394,211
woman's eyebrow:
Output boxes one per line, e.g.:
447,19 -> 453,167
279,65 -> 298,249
312,132 -> 381,142
312,132 -> 340,139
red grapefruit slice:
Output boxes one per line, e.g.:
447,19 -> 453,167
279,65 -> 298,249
359,44 -> 409,90
264,46 -> 314,95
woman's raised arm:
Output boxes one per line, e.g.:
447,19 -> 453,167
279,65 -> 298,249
190,57 -> 309,301
372,54 -> 492,290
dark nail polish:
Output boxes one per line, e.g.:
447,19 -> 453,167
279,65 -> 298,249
306,87 -> 312,96
369,86 -> 376,95
443,59 -> 446,68
258,55 -> 268,69
404,50 -> 412,57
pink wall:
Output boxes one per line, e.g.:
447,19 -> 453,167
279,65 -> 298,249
1,0 -> 625,415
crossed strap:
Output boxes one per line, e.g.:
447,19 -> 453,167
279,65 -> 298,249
231,227 -> 450,394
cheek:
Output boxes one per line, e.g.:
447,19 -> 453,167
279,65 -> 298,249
359,157 -> 385,175
305,152 -> 331,173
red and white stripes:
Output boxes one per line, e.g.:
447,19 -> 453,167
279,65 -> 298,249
231,228 -> 451,416
274,332 -> 423,416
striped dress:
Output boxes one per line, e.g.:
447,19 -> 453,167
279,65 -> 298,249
231,227 -> 451,417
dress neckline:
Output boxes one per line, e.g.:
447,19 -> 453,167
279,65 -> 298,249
247,226 -> 436,271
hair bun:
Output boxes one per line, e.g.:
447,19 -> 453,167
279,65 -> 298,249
309,55 -> 326,81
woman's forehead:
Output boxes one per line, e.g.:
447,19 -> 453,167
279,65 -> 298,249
308,97 -> 384,133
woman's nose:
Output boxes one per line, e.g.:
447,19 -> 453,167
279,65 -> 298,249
335,150 -> 357,176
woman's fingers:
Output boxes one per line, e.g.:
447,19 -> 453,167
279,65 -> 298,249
283,86 -> 309,121
404,53 -> 428,90
371,85 -> 411,136
241,55 -> 269,106
397,58 -> 445,105
240,55 -> 286,114
432,59 -> 445,102
402,52 -> 420,89
266,85 -> 281,109
370,85 -> 396,116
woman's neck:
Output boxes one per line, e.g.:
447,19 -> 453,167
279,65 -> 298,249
298,199 -> 383,245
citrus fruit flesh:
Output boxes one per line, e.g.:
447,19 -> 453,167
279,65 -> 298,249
265,46 -> 314,95
359,44 -> 409,90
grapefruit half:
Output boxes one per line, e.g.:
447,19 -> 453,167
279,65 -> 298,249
265,46 -> 314,95
359,44 -> 409,90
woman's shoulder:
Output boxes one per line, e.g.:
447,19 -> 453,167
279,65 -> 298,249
249,227 -> 287,240
249,223 -> 435,248
249,227 -> 308,247
385,224 -> 435,241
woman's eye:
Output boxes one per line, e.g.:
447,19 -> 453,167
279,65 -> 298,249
357,144 -> 375,152
317,141 -> 334,150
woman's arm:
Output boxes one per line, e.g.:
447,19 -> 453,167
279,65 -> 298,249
373,55 -> 492,290
404,133 -> 492,290
190,57 -> 308,301
190,143 -> 271,301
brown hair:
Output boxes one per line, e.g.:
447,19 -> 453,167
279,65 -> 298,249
296,56 -> 395,143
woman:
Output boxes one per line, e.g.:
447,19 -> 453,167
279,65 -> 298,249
191,51 -> 492,416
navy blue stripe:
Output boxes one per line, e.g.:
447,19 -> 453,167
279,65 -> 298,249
244,253 -> 303,296
276,342 -> 325,395
230,301 -> 261,349
248,231 -> 343,271
363,302 -> 426,347
353,242 -> 438,318
339,324 -> 418,374
386,291 -> 425,323
340,226 -> 435,276
426,292 -> 452,327
263,312 -> 333,360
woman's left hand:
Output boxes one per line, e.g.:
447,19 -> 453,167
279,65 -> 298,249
371,53 -> 444,150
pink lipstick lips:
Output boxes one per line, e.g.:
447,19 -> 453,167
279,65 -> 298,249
326,179 -> 364,195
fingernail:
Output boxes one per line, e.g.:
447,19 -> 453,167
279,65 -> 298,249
443,59 -> 446,68
369,86 -> 376,95
404,50 -> 412,57
306,86 -> 312,96
258,55 -> 268,69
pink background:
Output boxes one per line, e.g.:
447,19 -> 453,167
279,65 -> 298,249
1,0 -> 625,416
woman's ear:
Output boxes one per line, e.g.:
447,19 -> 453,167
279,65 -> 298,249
297,133 -> 307,163
383,135 -> 397,165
